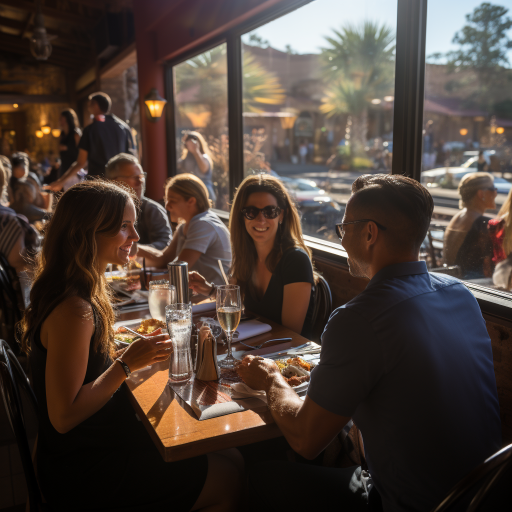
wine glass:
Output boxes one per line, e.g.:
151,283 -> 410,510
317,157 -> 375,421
148,280 -> 176,322
216,285 -> 241,369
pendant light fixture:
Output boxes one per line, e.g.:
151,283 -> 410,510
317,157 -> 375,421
30,1 -> 55,61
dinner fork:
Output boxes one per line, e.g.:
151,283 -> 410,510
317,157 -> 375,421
238,338 -> 292,350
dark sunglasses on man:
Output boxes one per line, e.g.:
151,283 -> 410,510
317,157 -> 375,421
336,219 -> 387,240
241,206 -> 282,220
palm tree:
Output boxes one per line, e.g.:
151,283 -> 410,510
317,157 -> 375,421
320,21 -> 395,155
242,50 -> 285,113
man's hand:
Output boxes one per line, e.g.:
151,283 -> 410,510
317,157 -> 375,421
236,355 -> 281,392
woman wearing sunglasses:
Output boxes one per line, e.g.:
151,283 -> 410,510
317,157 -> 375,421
443,172 -> 497,278
137,173 -> 231,285
190,174 -> 314,336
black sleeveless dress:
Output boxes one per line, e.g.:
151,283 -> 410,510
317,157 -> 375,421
30,320 -> 208,511
59,128 -> 81,174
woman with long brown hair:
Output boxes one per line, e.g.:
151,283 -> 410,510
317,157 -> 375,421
178,131 -> 216,202
190,174 -> 314,336
59,108 -> 82,177
21,180 -> 242,511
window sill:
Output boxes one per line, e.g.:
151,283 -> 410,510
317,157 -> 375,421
302,235 -> 512,323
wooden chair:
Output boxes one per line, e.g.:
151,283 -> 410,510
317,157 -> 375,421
431,443 -> 512,512
310,272 -> 333,344
0,339 -> 49,512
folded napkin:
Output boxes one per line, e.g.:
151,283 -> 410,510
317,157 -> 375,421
192,300 -> 216,314
230,382 -> 267,403
236,320 -> 272,341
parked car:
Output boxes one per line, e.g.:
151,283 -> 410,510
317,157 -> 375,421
421,167 -> 512,194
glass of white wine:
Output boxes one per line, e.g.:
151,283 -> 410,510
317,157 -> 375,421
216,285 -> 241,369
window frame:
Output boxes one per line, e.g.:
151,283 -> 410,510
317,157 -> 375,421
163,0 -> 512,323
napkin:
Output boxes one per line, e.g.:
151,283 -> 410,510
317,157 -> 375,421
230,382 -> 267,403
192,301 -> 216,314
236,320 -> 272,341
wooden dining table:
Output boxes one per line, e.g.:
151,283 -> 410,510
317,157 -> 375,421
118,306 -> 316,462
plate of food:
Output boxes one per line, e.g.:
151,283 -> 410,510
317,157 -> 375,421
273,357 -> 316,393
114,318 -> 167,347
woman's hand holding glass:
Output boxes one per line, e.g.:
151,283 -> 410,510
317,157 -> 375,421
120,332 -> 172,373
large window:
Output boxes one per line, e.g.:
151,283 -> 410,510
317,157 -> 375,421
173,43 -> 230,211
241,0 -> 398,242
422,1 -> 512,293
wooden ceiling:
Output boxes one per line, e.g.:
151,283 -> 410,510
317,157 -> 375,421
0,0 -> 132,71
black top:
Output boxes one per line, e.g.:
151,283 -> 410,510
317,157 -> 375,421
29,310 -> 207,511
59,127 -> 81,174
78,114 -> 134,177
244,247 -> 315,337
455,215 -> 493,279
137,196 -> 172,250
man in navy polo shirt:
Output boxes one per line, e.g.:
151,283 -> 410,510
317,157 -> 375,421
238,174 -> 501,512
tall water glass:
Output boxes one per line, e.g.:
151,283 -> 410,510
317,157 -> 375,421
166,303 -> 193,383
217,285 -> 241,369
149,280 -> 176,322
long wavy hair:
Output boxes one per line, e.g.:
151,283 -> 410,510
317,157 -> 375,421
60,108 -> 82,136
230,174 -> 311,297
20,180 -> 136,356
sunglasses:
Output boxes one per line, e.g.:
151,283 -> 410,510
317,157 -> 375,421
241,206 -> 282,220
335,219 -> 387,239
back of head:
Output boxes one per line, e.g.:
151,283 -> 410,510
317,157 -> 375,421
88,92 -> 112,114
20,180 -> 136,356
11,152 -> 29,170
458,172 -> 493,209
165,173 -> 211,213
230,174 -> 310,284
13,179 -> 36,204
105,153 -> 141,179
350,174 -> 434,252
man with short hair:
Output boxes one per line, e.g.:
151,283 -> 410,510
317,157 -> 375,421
48,92 -> 134,191
238,174 -> 501,512
105,153 -> 171,250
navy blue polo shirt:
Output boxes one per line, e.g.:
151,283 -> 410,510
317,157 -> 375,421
308,261 -> 501,512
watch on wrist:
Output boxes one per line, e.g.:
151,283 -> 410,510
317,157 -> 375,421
116,358 -> 131,377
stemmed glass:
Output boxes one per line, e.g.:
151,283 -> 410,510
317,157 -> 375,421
216,285 -> 241,369
148,280 -> 176,322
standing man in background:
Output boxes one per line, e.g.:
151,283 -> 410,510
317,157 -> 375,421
48,92 -> 134,192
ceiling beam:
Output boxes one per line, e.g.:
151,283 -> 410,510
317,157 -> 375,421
66,0 -> 108,9
21,12 -> 34,39
0,94 -> 69,105
0,32 -> 88,68
0,0 -> 99,27
0,15 -> 92,49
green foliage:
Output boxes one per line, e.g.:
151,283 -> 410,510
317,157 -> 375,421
351,157 -> 373,169
319,21 -> 395,117
445,2 -> 512,87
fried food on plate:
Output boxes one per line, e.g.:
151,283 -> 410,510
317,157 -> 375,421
137,318 -> 166,334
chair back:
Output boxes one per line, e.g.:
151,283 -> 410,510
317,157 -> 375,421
0,253 -> 23,354
431,443 -> 512,512
0,339 -> 46,512
310,272 -> 333,343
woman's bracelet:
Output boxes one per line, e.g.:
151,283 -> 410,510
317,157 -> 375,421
208,282 -> 217,298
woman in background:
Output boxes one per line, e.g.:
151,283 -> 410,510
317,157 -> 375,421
178,131 -> 216,203
59,108 -> 82,177
443,172 -> 496,278
137,173 -> 231,285
190,174 -> 314,337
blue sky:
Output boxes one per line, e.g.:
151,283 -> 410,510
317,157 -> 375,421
244,0 -> 512,64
